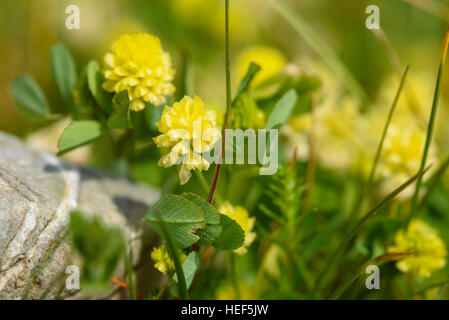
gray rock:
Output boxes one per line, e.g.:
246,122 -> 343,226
0,132 -> 160,299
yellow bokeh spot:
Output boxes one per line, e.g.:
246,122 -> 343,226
236,46 -> 287,87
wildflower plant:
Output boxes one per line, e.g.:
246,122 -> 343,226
8,0 -> 449,301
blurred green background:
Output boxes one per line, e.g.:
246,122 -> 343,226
1,0 -> 448,135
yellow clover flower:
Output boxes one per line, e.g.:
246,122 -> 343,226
150,244 -> 186,274
102,33 -> 175,112
153,96 -> 221,185
387,220 -> 447,277
219,201 -> 256,255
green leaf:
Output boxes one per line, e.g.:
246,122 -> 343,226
232,62 -> 261,104
182,193 -> 221,245
213,214 -> 245,251
113,90 -> 130,106
107,105 -> 132,129
10,74 -> 50,122
72,67 -> 96,112
172,252 -> 199,295
253,74 -> 289,100
51,43 -> 77,104
264,89 -> 297,129
145,194 -> 206,248
57,120 -> 105,156
87,60 -> 113,113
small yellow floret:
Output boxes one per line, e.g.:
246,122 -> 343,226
153,96 -> 221,185
150,244 -> 186,274
102,33 -> 175,111
387,220 -> 447,277
218,202 -> 256,255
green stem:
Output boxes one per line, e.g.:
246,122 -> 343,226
195,171 -> 222,205
208,0 -> 232,204
159,221 -> 189,300
126,249 -> 137,300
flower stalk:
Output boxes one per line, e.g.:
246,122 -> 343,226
208,0 -> 231,204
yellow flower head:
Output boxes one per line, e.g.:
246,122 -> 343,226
219,201 -> 256,255
150,244 -> 186,274
236,46 -> 287,87
153,96 -> 221,185
387,220 -> 447,277
102,33 -> 175,111
376,120 -> 437,198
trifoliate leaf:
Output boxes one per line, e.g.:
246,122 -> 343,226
51,43 -> 77,104
57,120 -> 105,156
146,194 -> 206,248
87,60 -> 113,113
182,193 -> 221,245
10,74 -> 50,123
213,214 -> 245,251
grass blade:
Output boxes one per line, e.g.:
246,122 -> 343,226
265,0 -> 370,106
401,0 -> 449,21
372,29 -> 403,76
313,165 -> 431,297
365,66 -> 410,198
418,154 -> 449,210
408,27 -> 449,225
332,252 -> 414,299
349,66 -> 409,222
